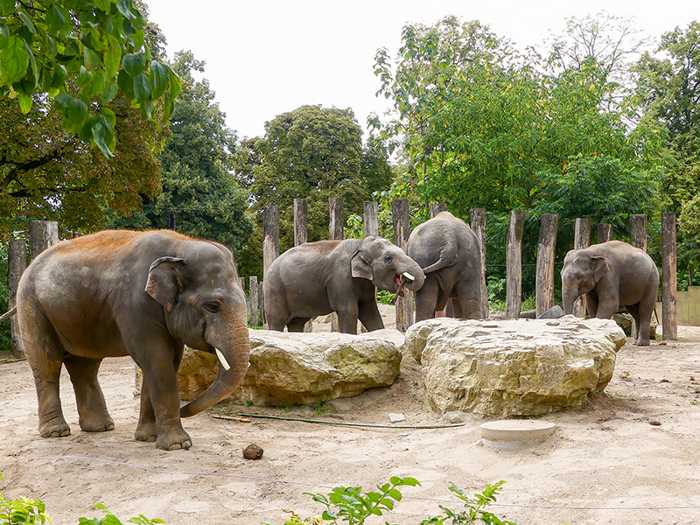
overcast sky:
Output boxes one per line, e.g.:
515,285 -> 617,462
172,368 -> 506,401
147,0 -> 698,139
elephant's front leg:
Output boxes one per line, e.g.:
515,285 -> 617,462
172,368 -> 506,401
132,338 -> 191,451
336,304 -> 360,334
358,300 -> 384,332
415,277 -> 440,322
594,293 -> 619,320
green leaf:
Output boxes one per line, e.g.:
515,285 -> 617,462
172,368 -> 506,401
84,47 -> 101,69
115,0 -> 136,20
0,24 -> 8,48
0,35 -> 29,84
0,0 -> 14,17
103,35 -> 121,78
17,91 -> 32,113
24,41 -> 38,88
132,72 -> 149,101
101,81 -> 118,103
149,60 -> 168,98
122,52 -> 145,76
16,9 -> 35,34
56,93 -> 89,132
93,0 -> 111,13
46,4 -> 68,34
117,69 -> 133,96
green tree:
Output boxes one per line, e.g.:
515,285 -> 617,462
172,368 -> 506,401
110,50 -> 252,258
0,0 -> 180,156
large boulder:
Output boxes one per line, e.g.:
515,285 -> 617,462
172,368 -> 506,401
176,329 -> 404,406
405,316 -> 626,417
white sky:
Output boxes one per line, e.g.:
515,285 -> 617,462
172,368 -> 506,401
147,0 -> 699,139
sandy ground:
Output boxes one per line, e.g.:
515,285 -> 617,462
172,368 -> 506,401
1,325 -> 700,525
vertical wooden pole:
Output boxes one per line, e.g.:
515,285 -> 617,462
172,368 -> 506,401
248,276 -> 259,328
29,220 -> 59,259
470,208 -> 488,318
392,199 -> 413,331
505,210 -> 525,319
662,212 -> 677,340
293,198 -> 308,246
429,202 -> 447,218
536,213 -> 559,316
573,218 -> 592,317
329,197 -> 344,331
363,201 -> 379,237
258,282 -> 265,328
262,205 -> 279,278
596,223 -> 612,244
329,197 -> 344,241
8,239 -> 27,359
630,214 -> 647,252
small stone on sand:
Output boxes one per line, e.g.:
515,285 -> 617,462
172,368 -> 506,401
649,420 -> 662,426
243,443 -> 264,460
388,413 -> 406,423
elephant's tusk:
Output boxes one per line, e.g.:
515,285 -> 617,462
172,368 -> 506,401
215,348 -> 231,371
402,272 -> 415,282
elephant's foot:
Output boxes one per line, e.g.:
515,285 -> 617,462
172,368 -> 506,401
155,426 -> 192,451
635,337 -> 651,346
39,418 -> 71,438
79,412 -> 115,433
134,422 -> 158,442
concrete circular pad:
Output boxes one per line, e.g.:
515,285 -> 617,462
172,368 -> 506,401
481,419 -> 557,443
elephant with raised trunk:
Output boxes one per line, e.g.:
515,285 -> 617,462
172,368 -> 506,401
16,230 -> 250,451
407,211 -> 484,321
264,236 -> 425,333
561,240 -> 659,346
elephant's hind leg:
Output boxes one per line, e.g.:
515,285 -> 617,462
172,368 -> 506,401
454,279 -> 482,319
287,317 -> 311,332
415,276 -> 440,322
19,305 -> 70,438
64,355 -> 114,432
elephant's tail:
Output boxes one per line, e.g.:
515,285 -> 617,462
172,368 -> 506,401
0,306 -> 17,322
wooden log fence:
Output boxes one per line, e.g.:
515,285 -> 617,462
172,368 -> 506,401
293,198 -> 308,246
470,208 -> 488,318
392,199 -> 413,332
363,201 -> 379,237
535,213 -> 559,316
505,210 -> 525,319
596,223 -> 612,244
662,212 -> 678,340
630,214 -> 647,252
573,218 -> 592,317
8,239 -> 27,358
329,197 -> 344,331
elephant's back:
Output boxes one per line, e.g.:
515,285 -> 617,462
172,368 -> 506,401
408,215 -> 475,268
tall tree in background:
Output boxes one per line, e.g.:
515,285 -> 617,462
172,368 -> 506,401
110,50 -> 252,256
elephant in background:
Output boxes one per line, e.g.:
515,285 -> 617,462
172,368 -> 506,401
561,240 -> 659,346
264,236 -> 425,334
407,211 -> 484,322
17,230 -> 250,451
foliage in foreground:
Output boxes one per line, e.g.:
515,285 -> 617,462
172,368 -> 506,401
269,477 -> 515,525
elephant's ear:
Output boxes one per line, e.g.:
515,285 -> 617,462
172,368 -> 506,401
591,255 -> 609,282
145,256 -> 186,312
351,250 -> 373,280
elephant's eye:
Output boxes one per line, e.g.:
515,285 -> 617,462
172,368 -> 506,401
203,301 -> 220,313
383,255 -> 393,264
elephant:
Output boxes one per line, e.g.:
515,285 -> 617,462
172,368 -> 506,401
561,240 -> 659,346
407,211 -> 484,322
16,230 -> 250,451
263,236 -> 425,334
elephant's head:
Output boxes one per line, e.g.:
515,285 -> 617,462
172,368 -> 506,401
145,241 -> 250,418
560,249 -> 609,314
350,236 -> 426,294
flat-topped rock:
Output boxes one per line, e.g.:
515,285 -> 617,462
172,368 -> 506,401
177,329 -> 404,407
405,316 -> 626,416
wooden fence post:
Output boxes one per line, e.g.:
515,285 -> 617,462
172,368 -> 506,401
573,218 -> 592,317
293,198 -> 308,246
470,208 -> 488,318
363,201 -> 379,237
8,239 -> 27,359
248,276 -> 259,328
29,220 -> 59,259
393,199 -> 413,331
329,197 -> 344,331
536,213 -> 559,316
429,202 -> 447,218
505,210 -> 525,319
596,223 -> 612,244
630,214 -> 647,252
262,205 -> 279,279
662,212 -> 678,340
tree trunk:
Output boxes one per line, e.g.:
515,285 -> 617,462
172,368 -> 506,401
393,199 -> 413,332
29,220 -> 59,260
329,197 -> 344,331
573,218 -> 592,317
293,198 -> 307,246
470,208 -> 488,318
630,214 -> 647,252
248,276 -> 259,328
8,239 -> 27,359
363,201 -> 379,237
429,202 -> 447,218
596,223 -> 612,244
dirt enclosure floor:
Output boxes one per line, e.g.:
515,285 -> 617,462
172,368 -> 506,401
1,327 -> 700,525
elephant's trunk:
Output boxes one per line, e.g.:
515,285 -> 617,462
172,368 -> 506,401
562,287 -> 578,315
180,305 -> 250,417
401,257 -> 426,292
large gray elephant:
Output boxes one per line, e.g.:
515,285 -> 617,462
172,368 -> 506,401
407,211 -> 484,322
16,230 -> 250,451
561,240 -> 659,346
264,236 -> 425,333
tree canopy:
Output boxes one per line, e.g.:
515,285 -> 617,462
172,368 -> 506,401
0,0 -> 180,156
